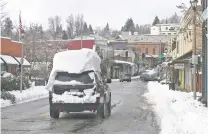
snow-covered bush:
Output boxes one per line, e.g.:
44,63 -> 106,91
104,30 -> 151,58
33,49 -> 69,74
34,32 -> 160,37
1,73 -> 31,92
1,91 -> 16,104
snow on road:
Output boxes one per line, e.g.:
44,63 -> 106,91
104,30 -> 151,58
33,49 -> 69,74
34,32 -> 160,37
144,81 -> 208,134
1,86 -> 48,108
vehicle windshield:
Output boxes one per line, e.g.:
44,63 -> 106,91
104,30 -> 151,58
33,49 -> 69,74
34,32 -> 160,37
55,71 -> 94,84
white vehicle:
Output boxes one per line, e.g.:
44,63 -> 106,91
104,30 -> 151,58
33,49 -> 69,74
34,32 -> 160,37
46,48 -> 111,119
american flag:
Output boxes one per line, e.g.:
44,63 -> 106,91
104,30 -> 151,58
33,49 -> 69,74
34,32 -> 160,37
19,11 -> 25,37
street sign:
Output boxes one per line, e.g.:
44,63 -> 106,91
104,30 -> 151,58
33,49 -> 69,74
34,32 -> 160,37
174,64 -> 184,69
192,55 -> 198,64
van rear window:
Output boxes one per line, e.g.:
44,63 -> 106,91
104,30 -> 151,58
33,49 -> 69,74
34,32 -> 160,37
55,71 -> 94,84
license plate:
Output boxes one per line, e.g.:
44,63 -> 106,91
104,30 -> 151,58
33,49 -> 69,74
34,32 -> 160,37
70,89 -> 79,92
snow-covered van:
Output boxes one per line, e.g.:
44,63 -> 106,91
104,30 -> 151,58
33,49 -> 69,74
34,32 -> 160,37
46,48 -> 111,119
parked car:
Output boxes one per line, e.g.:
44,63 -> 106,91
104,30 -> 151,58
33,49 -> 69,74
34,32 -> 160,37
119,73 -> 131,82
47,49 -> 111,119
140,70 -> 151,81
140,70 -> 159,82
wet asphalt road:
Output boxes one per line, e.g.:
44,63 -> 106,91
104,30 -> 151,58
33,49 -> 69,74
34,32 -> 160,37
1,79 -> 160,134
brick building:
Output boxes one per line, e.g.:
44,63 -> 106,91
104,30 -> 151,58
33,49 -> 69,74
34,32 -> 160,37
0,37 -> 30,75
135,42 -> 165,68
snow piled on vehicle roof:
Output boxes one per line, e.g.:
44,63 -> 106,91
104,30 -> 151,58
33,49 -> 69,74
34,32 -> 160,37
46,48 -> 101,91
52,48 -> 101,73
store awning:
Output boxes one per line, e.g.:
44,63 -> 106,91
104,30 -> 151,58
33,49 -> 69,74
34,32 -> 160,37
0,55 -> 31,67
0,58 -> 4,64
0,55 -> 19,65
15,57 -> 31,67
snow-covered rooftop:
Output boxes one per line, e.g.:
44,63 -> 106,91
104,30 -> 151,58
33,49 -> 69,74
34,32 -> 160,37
0,58 -> 4,64
0,55 -> 19,65
15,57 -> 31,66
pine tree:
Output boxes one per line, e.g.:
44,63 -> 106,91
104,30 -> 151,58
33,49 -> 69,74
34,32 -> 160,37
104,23 -> 110,32
62,30 -> 68,40
123,18 -> 135,34
152,16 -> 160,26
83,22 -> 89,35
1,17 -> 13,38
88,24 -> 93,34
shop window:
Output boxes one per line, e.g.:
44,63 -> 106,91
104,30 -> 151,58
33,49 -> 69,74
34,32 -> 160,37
125,51 -> 128,57
145,48 -> 148,54
153,48 -> 156,55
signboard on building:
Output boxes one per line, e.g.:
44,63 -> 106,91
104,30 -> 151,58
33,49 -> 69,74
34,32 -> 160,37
174,64 -> 184,69
202,7 -> 208,21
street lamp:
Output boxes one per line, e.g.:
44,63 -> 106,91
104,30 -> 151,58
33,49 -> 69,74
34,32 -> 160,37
190,0 -> 198,100
190,0 -> 198,9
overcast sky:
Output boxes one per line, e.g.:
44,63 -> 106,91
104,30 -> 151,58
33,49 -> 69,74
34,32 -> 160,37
5,0 -> 193,30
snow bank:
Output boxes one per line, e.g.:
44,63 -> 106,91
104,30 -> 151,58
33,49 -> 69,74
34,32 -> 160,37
1,86 -> 48,108
1,99 -> 12,107
9,86 -> 48,103
144,82 -> 208,134
52,86 -> 100,103
46,48 -> 101,91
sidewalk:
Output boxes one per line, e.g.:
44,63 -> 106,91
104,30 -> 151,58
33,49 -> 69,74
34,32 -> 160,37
1,86 -> 48,108
144,81 -> 208,134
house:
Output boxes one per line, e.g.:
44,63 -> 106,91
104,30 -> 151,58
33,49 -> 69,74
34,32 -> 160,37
151,23 -> 180,35
0,37 -> 31,75
169,5 -> 203,91
107,40 -> 138,78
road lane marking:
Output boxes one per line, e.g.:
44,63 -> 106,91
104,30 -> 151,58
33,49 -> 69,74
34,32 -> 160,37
40,112 -> 49,117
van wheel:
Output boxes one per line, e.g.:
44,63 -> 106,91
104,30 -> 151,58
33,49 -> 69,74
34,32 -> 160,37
97,103 -> 105,118
97,98 -> 109,119
50,106 -> 60,119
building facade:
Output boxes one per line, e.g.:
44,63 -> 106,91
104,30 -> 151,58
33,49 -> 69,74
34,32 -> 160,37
170,5 -> 203,91
135,42 -> 165,68
151,24 -> 180,35
0,37 -> 31,75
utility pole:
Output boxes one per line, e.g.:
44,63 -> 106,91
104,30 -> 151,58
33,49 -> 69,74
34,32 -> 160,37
81,22 -> 83,49
191,0 -> 198,100
19,11 -> 24,93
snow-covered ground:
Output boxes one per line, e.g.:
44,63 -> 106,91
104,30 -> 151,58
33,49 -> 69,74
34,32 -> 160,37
144,82 -> 208,134
1,86 -> 48,108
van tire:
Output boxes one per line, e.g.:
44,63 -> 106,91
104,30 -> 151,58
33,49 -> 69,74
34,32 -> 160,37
50,106 -> 60,119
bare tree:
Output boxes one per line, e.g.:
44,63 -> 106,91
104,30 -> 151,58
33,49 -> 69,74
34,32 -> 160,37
66,14 -> 74,39
48,16 -> 62,39
74,14 -> 84,36
0,0 -> 7,23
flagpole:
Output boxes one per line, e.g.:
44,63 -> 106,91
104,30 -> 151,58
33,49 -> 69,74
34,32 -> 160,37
19,11 -> 24,93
